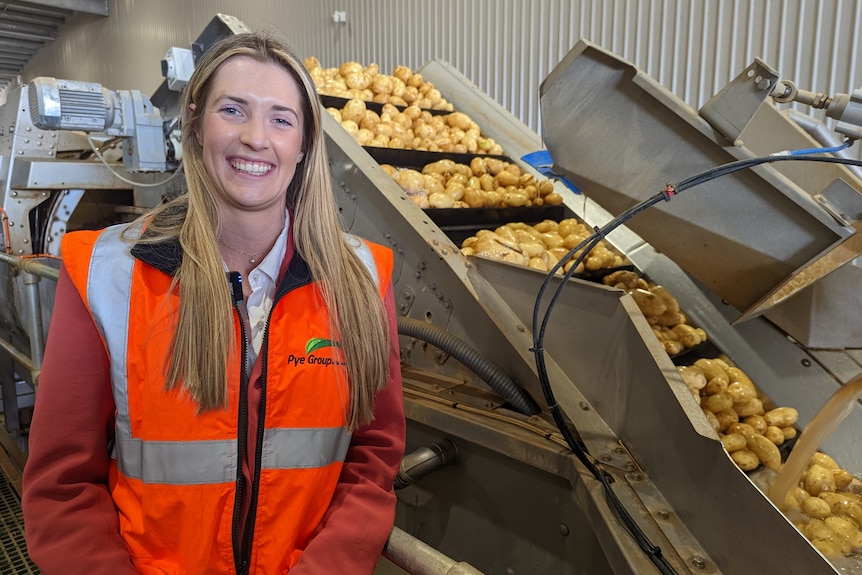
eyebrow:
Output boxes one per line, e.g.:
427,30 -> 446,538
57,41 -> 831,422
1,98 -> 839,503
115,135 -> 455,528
216,95 -> 299,116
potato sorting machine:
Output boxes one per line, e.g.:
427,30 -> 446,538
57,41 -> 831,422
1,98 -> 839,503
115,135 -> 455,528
3,14 -> 862,575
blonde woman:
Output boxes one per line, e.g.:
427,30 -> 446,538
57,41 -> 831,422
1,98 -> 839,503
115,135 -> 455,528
23,32 -> 405,574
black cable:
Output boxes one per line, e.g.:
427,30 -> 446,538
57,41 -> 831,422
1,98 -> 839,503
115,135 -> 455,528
531,147 -> 862,575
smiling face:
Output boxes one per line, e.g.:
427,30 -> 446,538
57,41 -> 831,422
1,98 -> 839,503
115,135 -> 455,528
195,56 -> 306,220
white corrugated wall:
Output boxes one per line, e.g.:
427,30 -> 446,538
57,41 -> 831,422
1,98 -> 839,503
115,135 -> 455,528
9,0 -> 862,141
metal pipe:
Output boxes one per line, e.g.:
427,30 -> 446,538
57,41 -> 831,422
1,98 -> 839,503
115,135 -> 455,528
383,526 -> 486,575
0,252 -> 59,280
395,439 -> 458,489
0,334 -> 37,382
22,271 -> 45,369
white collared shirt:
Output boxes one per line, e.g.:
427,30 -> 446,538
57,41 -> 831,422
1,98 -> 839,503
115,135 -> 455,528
224,210 -> 290,370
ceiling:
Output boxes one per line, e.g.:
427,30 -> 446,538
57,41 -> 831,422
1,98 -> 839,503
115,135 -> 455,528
0,0 -> 108,91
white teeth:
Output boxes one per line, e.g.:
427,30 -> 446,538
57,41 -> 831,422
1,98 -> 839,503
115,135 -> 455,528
231,160 -> 273,175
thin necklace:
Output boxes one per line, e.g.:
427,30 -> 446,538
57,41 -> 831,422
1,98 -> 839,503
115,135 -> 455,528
218,238 -> 265,265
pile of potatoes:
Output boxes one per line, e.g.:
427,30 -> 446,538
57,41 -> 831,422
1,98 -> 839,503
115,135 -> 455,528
383,157 -> 562,209
678,357 -> 798,471
327,98 -> 503,155
681,358 -> 862,558
459,218 -> 623,274
305,57 -> 455,111
785,452 -> 862,557
602,270 -> 707,355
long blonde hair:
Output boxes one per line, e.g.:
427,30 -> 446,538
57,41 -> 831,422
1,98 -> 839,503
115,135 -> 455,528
137,33 -> 390,429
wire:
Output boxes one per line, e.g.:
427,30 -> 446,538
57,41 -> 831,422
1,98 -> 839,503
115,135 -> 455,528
531,142 -> 862,575
86,133 -> 184,188
772,139 -> 854,157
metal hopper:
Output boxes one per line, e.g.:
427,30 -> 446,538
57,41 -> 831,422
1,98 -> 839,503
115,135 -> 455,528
539,40 -> 862,345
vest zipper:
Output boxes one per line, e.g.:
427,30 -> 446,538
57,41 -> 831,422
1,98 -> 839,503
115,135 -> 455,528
231,300 -> 252,575
234,290 -> 283,574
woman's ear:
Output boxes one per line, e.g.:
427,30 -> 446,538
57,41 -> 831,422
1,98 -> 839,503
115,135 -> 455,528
296,151 -> 305,163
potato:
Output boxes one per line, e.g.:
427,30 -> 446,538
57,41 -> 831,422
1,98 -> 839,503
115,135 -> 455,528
445,183 -> 465,201
747,433 -> 781,470
703,377 -> 729,395
650,285 -> 680,313
819,492 -> 862,526
703,392 -> 734,413
742,415 -> 767,435
782,426 -> 798,441
495,170 -> 520,187
825,516 -> 862,545
834,469 -> 855,490
764,407 -> 799,428
727,367 -> 757,392
502,191 -> 529,207
694,359 -> 729,386
784,486 -> 810,511
731,448 -> 760,471
721,432 -> 747,452
544,192 -> 563,206
727,381 -> 757,403
801,496 -> 833,519
678,365 -> 707,392
804,464 -> 837,496
428,192 -> 455,209
811,452 -> 840,471
341,98 -> 367,124
733,398 -> 764,417
653,309 -> 684,327
803,519 -> 837,541
725,422 -> 756,438
715,409 -> 739,432
527,257 -> 547,271
629,289 -> 667,317
462,188 -> 484,208
702,409 -> 721,432
764,425 -> 785,446
672,323 -> 704,347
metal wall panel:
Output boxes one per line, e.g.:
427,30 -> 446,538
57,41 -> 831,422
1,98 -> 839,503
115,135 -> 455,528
6,0 -> 862,143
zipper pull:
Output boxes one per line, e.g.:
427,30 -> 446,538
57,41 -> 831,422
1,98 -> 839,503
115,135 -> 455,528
227,271 -> 244,303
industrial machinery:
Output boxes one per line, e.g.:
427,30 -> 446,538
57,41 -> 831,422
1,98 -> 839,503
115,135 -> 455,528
4,13 -> 862,575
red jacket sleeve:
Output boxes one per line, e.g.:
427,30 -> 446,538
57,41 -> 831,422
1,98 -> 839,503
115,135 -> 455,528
22,265 -> 138,574
289,283 -> 406,575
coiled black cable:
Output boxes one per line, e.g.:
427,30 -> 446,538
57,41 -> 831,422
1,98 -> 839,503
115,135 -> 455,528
531,143 -> 861,575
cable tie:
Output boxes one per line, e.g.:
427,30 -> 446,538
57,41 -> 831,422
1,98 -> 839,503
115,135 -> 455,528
662,183 -> 677,201
592,225 -> 607,239
529,346 -> 544,353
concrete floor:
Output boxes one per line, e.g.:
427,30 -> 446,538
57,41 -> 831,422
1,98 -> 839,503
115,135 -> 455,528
375,557 -> 410,574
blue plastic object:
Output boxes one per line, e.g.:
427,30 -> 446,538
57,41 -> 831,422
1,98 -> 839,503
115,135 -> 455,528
521,150 -> 581,194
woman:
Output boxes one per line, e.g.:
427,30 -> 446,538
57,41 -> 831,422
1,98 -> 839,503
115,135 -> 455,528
22,32 -> 405,574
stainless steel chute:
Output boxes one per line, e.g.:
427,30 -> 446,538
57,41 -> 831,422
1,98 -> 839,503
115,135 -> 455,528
539,39 -> 862,335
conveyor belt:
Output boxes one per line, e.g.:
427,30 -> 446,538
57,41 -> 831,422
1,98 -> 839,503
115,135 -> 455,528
0,470 -> 37,574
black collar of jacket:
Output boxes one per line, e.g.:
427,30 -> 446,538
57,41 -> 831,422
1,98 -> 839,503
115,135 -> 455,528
130,238 -> 314,297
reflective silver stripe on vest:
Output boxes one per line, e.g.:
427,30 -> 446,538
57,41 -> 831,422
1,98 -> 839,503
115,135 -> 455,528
87,223 -> 137,469
86,224 -> 355,485
263,427 -> 351,469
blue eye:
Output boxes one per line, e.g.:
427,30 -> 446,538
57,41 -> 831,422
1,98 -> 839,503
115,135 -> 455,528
221,106 -> 241,116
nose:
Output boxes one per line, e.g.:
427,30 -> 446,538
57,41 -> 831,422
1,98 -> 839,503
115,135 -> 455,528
239,116 -> 269,150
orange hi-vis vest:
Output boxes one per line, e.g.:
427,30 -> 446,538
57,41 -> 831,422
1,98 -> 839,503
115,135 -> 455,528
61,222 -> 393,575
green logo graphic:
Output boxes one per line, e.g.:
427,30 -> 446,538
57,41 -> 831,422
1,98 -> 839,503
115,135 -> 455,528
305,337 -> 340,354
